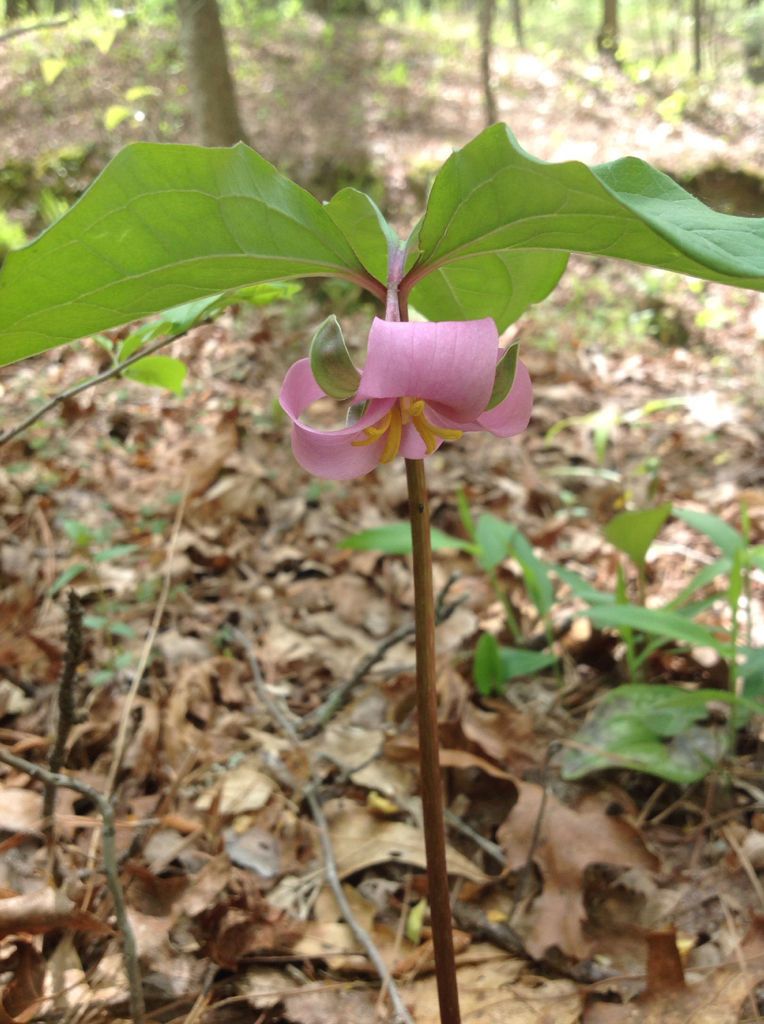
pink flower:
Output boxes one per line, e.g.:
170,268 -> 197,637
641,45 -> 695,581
279,317 -> 532,480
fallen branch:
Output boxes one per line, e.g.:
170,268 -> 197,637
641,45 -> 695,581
0,16 -> 71,42
0,327 -> 194,447
0,748 -> 145,1024
233,627 -> 415,1024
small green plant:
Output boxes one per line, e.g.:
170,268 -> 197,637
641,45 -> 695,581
341,501 -> 763,780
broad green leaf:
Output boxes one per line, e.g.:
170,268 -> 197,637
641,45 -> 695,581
586,604 -> 728,652
405,125 -> 764,329
309,316 -> 360,399
325,187 -> 396,284
673,507 -> 745,558
339,522 -> 472,555
410,250 -> 568,333
0,143 -> 367,366
604,503 -> 672,569
741,648 -> 764,699
93,543 -> 140,563
122,355 -> 187,395
561,683 -> 750,784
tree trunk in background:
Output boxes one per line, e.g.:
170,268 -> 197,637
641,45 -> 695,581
692,0 -> 702,73
744,0 -> 764,82
5,0 -> 37,20
596,0 -> 619,59
478,0 -> 498,126
510,0 -> 524,48
177,0 -> 248,147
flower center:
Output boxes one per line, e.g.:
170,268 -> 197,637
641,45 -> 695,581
351,397 -> 463,463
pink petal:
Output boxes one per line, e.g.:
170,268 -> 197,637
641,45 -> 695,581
357,318 -> 499,420
475,360 -> 533,437
280,358 -> 395,479
399,423 -> 434,460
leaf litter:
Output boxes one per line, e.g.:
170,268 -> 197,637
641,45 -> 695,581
0,28 -> 763,1024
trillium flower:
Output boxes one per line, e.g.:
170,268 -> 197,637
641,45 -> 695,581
279,316 -> 532,480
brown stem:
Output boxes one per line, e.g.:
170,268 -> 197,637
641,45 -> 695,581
405,458 -> 461,1024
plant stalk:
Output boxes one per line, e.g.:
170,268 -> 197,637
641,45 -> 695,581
405,457 -> 461,1024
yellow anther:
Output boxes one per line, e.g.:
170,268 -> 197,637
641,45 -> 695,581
380,405 -> 403,463
351,410 -> 392,448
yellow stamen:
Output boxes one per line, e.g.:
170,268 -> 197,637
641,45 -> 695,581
380,405 -> 403,463
351,409 -> 392,447
349,398 -> 462,464
411,402 -> 463,453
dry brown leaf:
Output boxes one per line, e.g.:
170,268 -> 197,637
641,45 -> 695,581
497,784 -> 657,959
406,951 -> 581,1024
460,700 -> 547,772
185,413 -> 239,497
0,790 -> 42,836
42,935 -> 91,1016
283,985 -> 380,1024
327,802 -> 491,884
195,758 -> 274,815
0,888 -> 112,939
0,941 -> 45,1024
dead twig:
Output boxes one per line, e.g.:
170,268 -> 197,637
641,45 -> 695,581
81,481 -> 188,912
233,627 -> 415,1024
0,327 -> 193,447
44,591 -> 83,863
301,574 -> 467,737
0,16 -> 71,42
0,747 -> 145,1024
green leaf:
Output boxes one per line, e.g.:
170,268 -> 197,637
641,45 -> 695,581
474,515 -> 554,617
50,562 -> 88,596
0,143 -> 367,366
325,187 -> 396,284
122,355 -> 187,395
474,633 -> 557,696
485,343 -> 519,410
561,683 -> 750,784
406,125 -> 764,330
40,58 -> 66,85
473,632 -> 503,696
339,522 -> 472,555
673,507 -> 745,558
103,105 -> 133,132
410,250 -> 568,333
93,543 -> 139,563
604,503 -> 672,569
554,565 -> 614,606
586,604 -> 728,652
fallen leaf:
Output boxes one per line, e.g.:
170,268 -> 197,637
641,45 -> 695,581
327,802 -> 491,884
195,758 -> 274,815
497,784 -> 657,959
0,888 -> 112,939
406,949 -> 581,1024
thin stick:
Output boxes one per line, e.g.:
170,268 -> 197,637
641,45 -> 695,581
0,748 -> 145,1024
0,328 -> 191,447
233,628 -> 414,1024
43,591 -> 83,859
81,481 -> 188,912
301,575 -> 465,737
405,457 -> 461,1024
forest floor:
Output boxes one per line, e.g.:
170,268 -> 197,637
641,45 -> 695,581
0,8 -> 764,1024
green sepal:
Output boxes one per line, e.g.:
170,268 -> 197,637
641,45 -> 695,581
309,315 -> 361,400
485,343 -> 519,410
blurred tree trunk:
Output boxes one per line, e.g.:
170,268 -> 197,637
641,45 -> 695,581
596,0 -> 619,59
5,0 -> 37,20
744,0 -> 764,82
478,0 -> 498,125
177,0 -> 248,147
510,0 -> 524,47
692,0 -> 702,73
